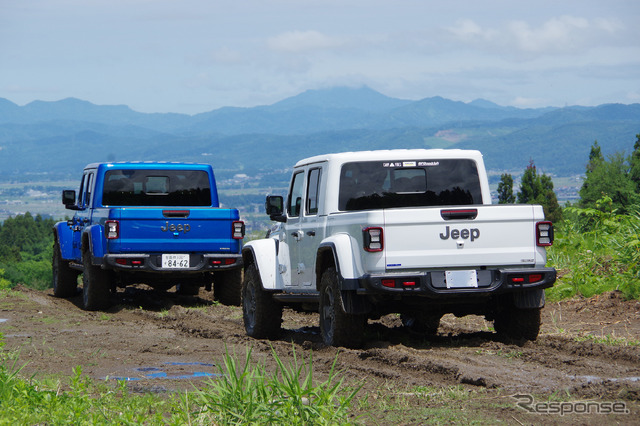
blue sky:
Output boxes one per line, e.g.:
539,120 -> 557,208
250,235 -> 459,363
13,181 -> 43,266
1,0 -> 639,114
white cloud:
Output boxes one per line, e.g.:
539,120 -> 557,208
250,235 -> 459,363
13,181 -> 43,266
508,15 -> 590,53
446,15 -> 626,58
594,17 -> 624,33
267,30 -> 344,53
446,19 -> 498,42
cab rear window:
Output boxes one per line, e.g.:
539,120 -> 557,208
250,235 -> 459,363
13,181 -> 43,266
102,170 -> 211,206
339,159 -> 482,211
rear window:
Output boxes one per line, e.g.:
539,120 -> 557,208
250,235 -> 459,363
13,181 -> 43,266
102,169 -> 211,206
339,159 -> 482,211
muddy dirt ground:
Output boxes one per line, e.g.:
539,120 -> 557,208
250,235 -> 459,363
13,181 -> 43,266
1,285 -> 639,424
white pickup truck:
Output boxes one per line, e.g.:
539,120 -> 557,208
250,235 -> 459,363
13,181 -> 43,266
241,149 -> 556,348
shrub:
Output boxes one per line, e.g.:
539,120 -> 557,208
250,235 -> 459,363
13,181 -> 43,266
547,200 -> 640,300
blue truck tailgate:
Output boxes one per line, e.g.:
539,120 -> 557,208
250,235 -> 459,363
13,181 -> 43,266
107,207 -> 241,253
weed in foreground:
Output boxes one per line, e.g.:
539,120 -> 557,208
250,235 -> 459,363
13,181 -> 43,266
194,345 -> 360,425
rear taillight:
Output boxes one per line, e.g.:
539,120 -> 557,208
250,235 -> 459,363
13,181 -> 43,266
211,258 -> 237,266
106,220 -> 119,239
536,221 -> 554,246
232,221 -> 245,239
115,257 -> 144,267
510,274 -> 544,284
381,278 -> 417,288
363,227 -> 383,252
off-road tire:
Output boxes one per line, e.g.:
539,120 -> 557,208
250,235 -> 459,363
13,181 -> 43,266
494,305 -> 541,341
52,240 -> 78,297
401,313 -> 441,335
214,268 -> 242,306
319,267 -> 366,348
82,249 -> 112,311
242,264 -> 282,338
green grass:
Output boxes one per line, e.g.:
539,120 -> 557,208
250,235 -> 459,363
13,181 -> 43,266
574,333 -> 640,347
546,203 -> 640,301
195,346 -> 360,425
0,336 -> 360,425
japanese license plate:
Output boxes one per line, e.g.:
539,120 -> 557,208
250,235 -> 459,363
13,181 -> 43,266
162,254 -> 190,269
445,270 -> 478,288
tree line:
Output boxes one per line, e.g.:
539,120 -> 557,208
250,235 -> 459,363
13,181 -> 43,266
497,133 -> 640,221
0,212 -> 54,290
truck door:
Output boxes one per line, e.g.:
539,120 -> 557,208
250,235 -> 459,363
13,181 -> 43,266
296,166 -> 322,289
283,171 -> 304,286
284,170 -> 304,287
285,165 -> 324,289
71,170 -> 95,261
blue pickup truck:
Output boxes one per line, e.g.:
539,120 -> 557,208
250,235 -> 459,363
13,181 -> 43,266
52,162 -> 244,310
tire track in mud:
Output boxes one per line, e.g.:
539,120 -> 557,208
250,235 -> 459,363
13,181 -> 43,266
146,303 -> 640,399
136,305 -> 465,389
4,286 -> 639,406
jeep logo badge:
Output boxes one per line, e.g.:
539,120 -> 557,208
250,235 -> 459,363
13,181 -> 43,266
439,226 -> 479,242
161,221 -> 191,233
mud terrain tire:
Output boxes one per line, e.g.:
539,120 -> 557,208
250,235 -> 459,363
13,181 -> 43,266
494,305 -> 541,341
242,264 -> 282,338
319,267 -> 366,348
82,249 -> 111,311
214,269 -> 242,306
52,240 -> 78,298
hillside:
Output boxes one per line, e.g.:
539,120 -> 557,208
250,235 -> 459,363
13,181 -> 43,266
1,87 -> 639,180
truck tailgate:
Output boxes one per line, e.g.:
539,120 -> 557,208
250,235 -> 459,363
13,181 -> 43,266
108,208 -> 240,253
383,204 -> 544,269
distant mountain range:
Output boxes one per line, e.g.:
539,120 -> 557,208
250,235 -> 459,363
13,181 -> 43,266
1,86 -> 639,180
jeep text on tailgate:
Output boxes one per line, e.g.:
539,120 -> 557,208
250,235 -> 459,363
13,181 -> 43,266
241,149 -> 556,348
53,162 -> 245,310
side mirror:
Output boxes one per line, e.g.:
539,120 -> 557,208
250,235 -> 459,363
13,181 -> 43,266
62,190 -> 80,210
265,195 -> 286,222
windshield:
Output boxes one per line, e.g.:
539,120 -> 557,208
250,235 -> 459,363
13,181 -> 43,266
338,159 -> 482,211
102,169 -> 212,206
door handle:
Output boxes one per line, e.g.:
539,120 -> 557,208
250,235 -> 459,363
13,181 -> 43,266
291,231 -> 303,241
306,230 -> 316,236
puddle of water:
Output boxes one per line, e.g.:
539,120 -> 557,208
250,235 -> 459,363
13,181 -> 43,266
572,375 -> 640,383
145,372 -> 168,379
164,362 -> 215,367
104,360 -> 220,382
0,319 -> 8,323
109,376 -> 141,382
169,372 -> 217,379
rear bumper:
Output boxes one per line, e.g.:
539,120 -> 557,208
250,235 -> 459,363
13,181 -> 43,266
344,267 -> 556,297
100,253 -> 243,273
